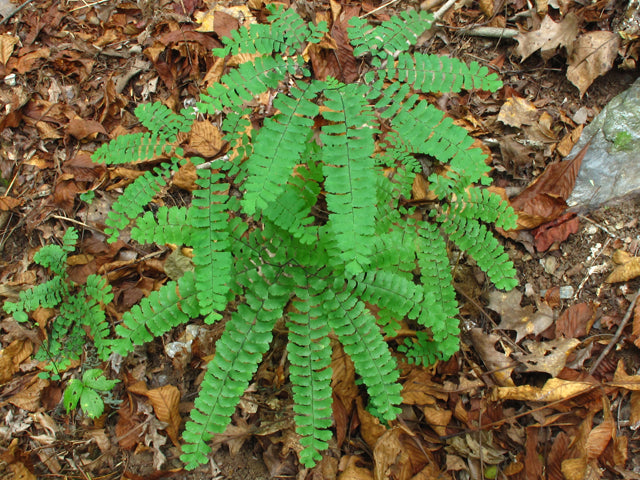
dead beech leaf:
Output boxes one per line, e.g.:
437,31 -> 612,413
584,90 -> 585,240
0,34 -> 18,65
173,160 -> 198,191
514,338 -> 580,376
509,142 -> 589,230
531,212 -> 579,252
421,404 -> 452,437
585,417 -> 614,459
145,385 -> 181,447
9,376 -> 49,412
468,328 -> 515,387
548,432 -> 571,480
491,378 -> 594,402
487,290 -> 554,343
567,31 -> 620,97
515,13 -> 579,62
606,256 -> 640,283
355,397 -> 386,450
373,426 -> 430,480
498,96 -> 538,128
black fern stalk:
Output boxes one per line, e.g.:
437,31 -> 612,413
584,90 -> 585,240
91,6 -> 518,469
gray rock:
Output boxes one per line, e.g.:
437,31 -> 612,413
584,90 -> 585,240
567,76 -> 640,212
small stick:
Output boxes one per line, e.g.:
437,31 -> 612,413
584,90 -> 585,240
0,0 -> 35,25
433,0 -> 457,21
589,286 -> 640,375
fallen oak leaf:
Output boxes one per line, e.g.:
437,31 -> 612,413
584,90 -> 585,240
567,31 -> 620,97
490,377 -> 595,402
487,290 -> 554,343
515,13 -> 579,62
606,251 -> 640,283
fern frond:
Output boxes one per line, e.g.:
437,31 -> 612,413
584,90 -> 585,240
92,132 -> 174,165
134,102 -> 195,141
104,162 -> 176,242
242,81 -> 321,214
4,276 -> 65,321
323,281 -> 402,421
131,206 -> 191,245
321,83 -> 378,274
190,167 -> 233,323
181,275 -> 289,469
391,100 -> 492,184
348,10 -> 434,60
287,280 -> 333,467
261,154 -> 322,244
112,272 -> 200,356
199,56 -> 301,113
389,53 -> 503,93
450,186 -> 518,230
441,214 -> 517,290
82,274 -> 113,361
414,220 -> 459,341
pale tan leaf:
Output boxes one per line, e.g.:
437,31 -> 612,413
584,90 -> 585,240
514,338 -> 580,376
567,31 -> 620,97
561,457 -> 588,480
468,328 -> 515,387
609,360 -> 640,390
487,290 -> 554,343
338,456 -> 374,480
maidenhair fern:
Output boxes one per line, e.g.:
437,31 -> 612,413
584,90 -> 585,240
93,5 -> 517,469
4,227 -> 113,376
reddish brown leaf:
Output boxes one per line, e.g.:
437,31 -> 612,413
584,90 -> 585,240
115,397 -> 144,449
145,385 -> 181,447
556,302 -> 596,338
0,196 -> 22,210
66,118 -> 107,140
63,151 -> 106,181
532,212 -> 580,251
547,432 -> 571,480
510,142 -> 590,229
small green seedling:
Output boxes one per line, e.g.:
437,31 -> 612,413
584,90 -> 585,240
63,368 -> 119,418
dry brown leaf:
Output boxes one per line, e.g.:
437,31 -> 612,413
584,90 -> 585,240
173,159 -> 198,191
373,427 -> 430,480
0,339 -> 33,383
145,385 -> 181,446
338,456 -> 374,480
421,404 -> 452,437
606,256 -> 640,283
468,328 -> 515,387
547,432 -> 571,480
188,120 -> 223,157
479,0 -> 494,17
0,195 -> 22,211
561,457 -> 588,480
630,391 -> 640,425
556,302 -> 596,338
401,368 -> 447,405
609,359 -> 640,390
514,338 -> 580,376
497,96 -> 538,128
487,290 -> 554,343
9,376 -> 49,412
0,33 -> 19,65
586,417 -> 614,459
509,142 -> 589,230
210,417 -> 253,456
67,117 -> 107,140
491,378 -> 594,402
567,31 -> 620,97
355,396 -> 386,450
532,212 -> 580,251
515,13 -> 579,61
557,125 -> 584,157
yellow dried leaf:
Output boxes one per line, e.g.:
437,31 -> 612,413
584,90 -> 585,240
422,404 -> 452,437
0,34 -> 19,65
606,256 -> 640,283
0,339 -> 33,383
490,377 -> 593,402
561,457 -> 587,480
609,359 -> 640,390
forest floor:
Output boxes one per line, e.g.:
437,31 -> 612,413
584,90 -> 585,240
1,0 -> 640,479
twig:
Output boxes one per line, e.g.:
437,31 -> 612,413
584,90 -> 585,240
433,0 -> 457,21
0,0 -> 35,25
457,26 -> 519,39
361,0 -> 402,18
589,286 -> 640,375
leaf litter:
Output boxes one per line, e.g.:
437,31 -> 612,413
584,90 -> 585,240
0,0 -> 640,479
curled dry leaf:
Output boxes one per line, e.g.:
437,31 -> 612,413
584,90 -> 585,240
338,455 -> 374,480
468,327 -> 515,387
509,142 -> 589,230
567,31 -> 620,97
515,13 -> 579,62
490,377 -> 594,402
606,254 -> 640,283
514,338 -> 581,377
497,96 -> 538,128
532,212 -> 580,252
487,290 -> 554,343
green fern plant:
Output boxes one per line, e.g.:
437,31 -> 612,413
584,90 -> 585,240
92,6 -> 517,469
4,227 -> 114,378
